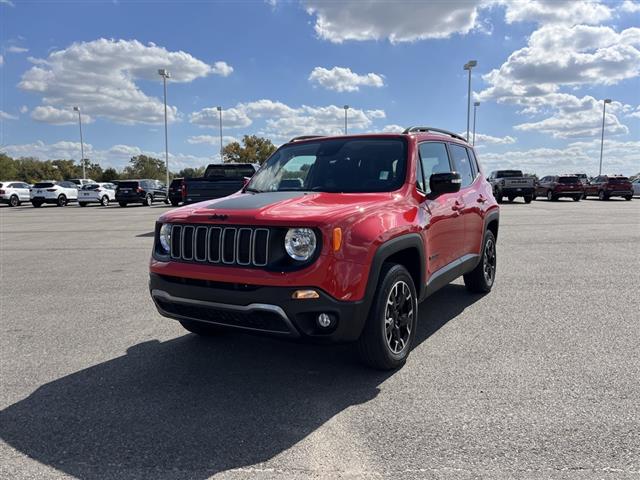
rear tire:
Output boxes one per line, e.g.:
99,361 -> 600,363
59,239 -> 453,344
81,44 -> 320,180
573,196 -> 580,202
625,195 -> 632,201
507,196 -> 515,203
143,194 -> 153,206
547,190 -> 554,201
598,190 -> 608,201
170,199 -> 180,207
357,263 -> 417,371
464,230 -> 497,294
79,202 -> 88,207
179,320 -> 223,336
57,195 -> 67,207
32,201 -> 42,208
524,195 -> 532,204
9,195 -> 19,207
118,202 -> 127,208
101,195 -> 110,206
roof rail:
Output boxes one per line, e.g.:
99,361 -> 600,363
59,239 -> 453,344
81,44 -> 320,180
288,135 -> 325,143
402,126 -> 467,143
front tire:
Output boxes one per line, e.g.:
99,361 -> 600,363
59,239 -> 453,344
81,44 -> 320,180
118,202 -> 127,208
179,320 -> 223,336
101,195 -> 110,206
57,195 -> 67,207
170,199 -> 180,207
573,196 -> 581,202
625,195 -> 632,201
599,190 -> 608,201
79,202 -> 88,207
9,195 -> 20,207
357,263 -> 417,371
547,190 -> 556,201
143,194 -> 153,206
32,201 -> 42,208
464,230 -> 497,294
524,195 -> 532,204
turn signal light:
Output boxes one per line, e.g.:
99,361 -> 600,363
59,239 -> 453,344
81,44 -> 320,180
292,290 -> 320,300
332,227 -> 342,251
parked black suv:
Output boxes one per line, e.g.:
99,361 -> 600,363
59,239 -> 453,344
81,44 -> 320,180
168,178 -> 183,207
116,179 -> 167,207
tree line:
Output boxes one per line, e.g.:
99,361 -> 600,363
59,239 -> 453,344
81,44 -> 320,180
0,135 -> 277,183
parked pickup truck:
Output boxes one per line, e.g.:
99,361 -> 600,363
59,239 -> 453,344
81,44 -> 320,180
181,164 -> 257,205
487,170 -> 535,203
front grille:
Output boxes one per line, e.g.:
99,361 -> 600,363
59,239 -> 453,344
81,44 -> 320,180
155,299 -> 290,333
169,224 -> 270,267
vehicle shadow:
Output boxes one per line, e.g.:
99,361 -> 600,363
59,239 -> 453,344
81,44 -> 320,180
0,285 -> 480,479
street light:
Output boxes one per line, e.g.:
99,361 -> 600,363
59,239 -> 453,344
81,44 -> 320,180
599,98 -> 612,176
158,68 -> 170,196
343,105 -> 349,135
72,106 -> 85,179
217,106 -> 223,161
472,101 -> 480,146
463,60 -> 478,142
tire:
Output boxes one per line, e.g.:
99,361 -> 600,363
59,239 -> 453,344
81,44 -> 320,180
464,230 -> 497,294
79,202 -> 88,207
625,196 -> 632,201
164,198 -> 170,205
357,263 -> 418,371
170,199 -> 180,207
57,195 -> 67,207
32,201 -> 42,208
572,196 -> 580,202
507,196 -> 515,203
583,192 -> 588,199
119,202 -> 127,208
9,195 -> 19,207
524,195 -> 532,204
532,193 -> 537,201
100,195 -> 109,206
179,320 -> 223,336
496,196 -> 504,204
143,194 -> 153,206
598,190 -> 609,201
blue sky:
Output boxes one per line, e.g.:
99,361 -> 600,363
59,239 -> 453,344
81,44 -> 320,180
1,0 -> 639,175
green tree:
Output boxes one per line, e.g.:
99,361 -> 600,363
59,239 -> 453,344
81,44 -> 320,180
0,153 -> 18,179
123,155 -> 166,180
101,167 -> 120,182
222,135 -> 277,165
176,166 -> 205,178
16,157 -> 61,183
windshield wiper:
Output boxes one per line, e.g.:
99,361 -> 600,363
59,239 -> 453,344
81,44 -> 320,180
244,187 -> 262,193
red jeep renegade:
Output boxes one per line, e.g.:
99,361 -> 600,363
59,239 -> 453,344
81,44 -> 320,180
149,127 -> 499,370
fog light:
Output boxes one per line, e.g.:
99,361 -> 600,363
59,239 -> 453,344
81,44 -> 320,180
292,289 -> 320,299
317,313 -> 332,328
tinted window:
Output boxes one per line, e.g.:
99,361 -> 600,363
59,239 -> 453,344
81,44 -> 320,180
467,148 -> 479,176
419,142 -> 451,194
558,176 -> 580,184
205,165 -> 256,179
118,181 -> 139,189
449,144 -> 474,188
496,170 -> 523,178
608,177 -> 629,184
248,138 -> 407,193
170,179 -> 183,187
34,182 -> 55,188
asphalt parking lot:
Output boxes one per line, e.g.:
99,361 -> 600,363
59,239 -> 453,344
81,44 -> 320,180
1,198 -> 639,479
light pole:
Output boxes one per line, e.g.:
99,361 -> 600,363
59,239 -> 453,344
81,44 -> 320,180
158,68 -> 170,196
343,105 -> 349,135
463,60 -> 477,142
599,98 -> 612,176
472,101 -> 480,146
73,106 -> 85,179
217,106 -> 223,161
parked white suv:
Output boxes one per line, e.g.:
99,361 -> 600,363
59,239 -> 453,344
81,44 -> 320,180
69,178 -> 97,188
30,181 -> 78,207
0,181 -> 31,207
78,182 -> 117,207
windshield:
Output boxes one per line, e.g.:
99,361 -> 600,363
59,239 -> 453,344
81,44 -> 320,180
558,176 -> 580,184
118,181 -> 139,189
496,170 -> 523,178
204,165 -> 255,179
247,138 -> 407,193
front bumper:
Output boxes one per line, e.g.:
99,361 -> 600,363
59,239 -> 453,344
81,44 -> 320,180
149,273 -> 369,342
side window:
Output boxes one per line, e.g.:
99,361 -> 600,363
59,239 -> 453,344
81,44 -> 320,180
415,155 -> 425,192
449,144 -> 474,188
467,148 -> 479,177
418,142 -> 451,194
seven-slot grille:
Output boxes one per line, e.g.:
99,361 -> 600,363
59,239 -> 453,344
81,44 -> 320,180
169,225 -> 270,267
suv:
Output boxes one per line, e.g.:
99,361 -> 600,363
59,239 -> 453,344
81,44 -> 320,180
534,175 -> 583,201
149,128 -> 499,370
30,181 -> 78,207
584,175 -> 633,201
168,178 -> 184,207
487,170 -> 534,203
0,181 -> 31,207
116,179 -> 167,207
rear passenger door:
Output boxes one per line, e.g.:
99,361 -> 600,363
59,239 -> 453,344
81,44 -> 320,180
448,144 -> 483,257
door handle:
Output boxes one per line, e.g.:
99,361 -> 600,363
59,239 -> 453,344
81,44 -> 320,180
452,200 -> 464,211
477,195 -> 487,204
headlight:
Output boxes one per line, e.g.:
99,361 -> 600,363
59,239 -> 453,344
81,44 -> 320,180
284,228 -> 317,261
159,223 -> 172,254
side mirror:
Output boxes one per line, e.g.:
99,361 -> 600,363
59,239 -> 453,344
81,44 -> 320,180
243,177 -> 251,187
430,172 -> 462,196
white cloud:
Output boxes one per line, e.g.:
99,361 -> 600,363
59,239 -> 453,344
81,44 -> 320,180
19,38 -> 233,125
0,55 -> 4,66
1,110 -> 18,120
619,1 -> 640,13
31,105 -> 94,125
472,133 -> 517,145
381,124 -> 405,133
304,0 -> 486,43
480,139 -> 639,176
626,106 -> 640,119
190,99 -> 386,142
187,134 -> 238,145
501,0 -> 612,26
6,45 -> 28,53
309,66 -> 384,92
0,0 -> 15,7
19,105 -> 28,114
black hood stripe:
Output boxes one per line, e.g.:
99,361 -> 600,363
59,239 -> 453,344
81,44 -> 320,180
206,192 -> 308,210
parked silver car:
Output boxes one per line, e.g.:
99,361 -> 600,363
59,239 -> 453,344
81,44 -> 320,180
0,181 -> 31,207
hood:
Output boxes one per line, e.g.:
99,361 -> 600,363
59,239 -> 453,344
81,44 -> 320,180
161,191 -> 400,226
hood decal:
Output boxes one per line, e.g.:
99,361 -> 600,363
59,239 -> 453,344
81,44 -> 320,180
206,191 -> 308,210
